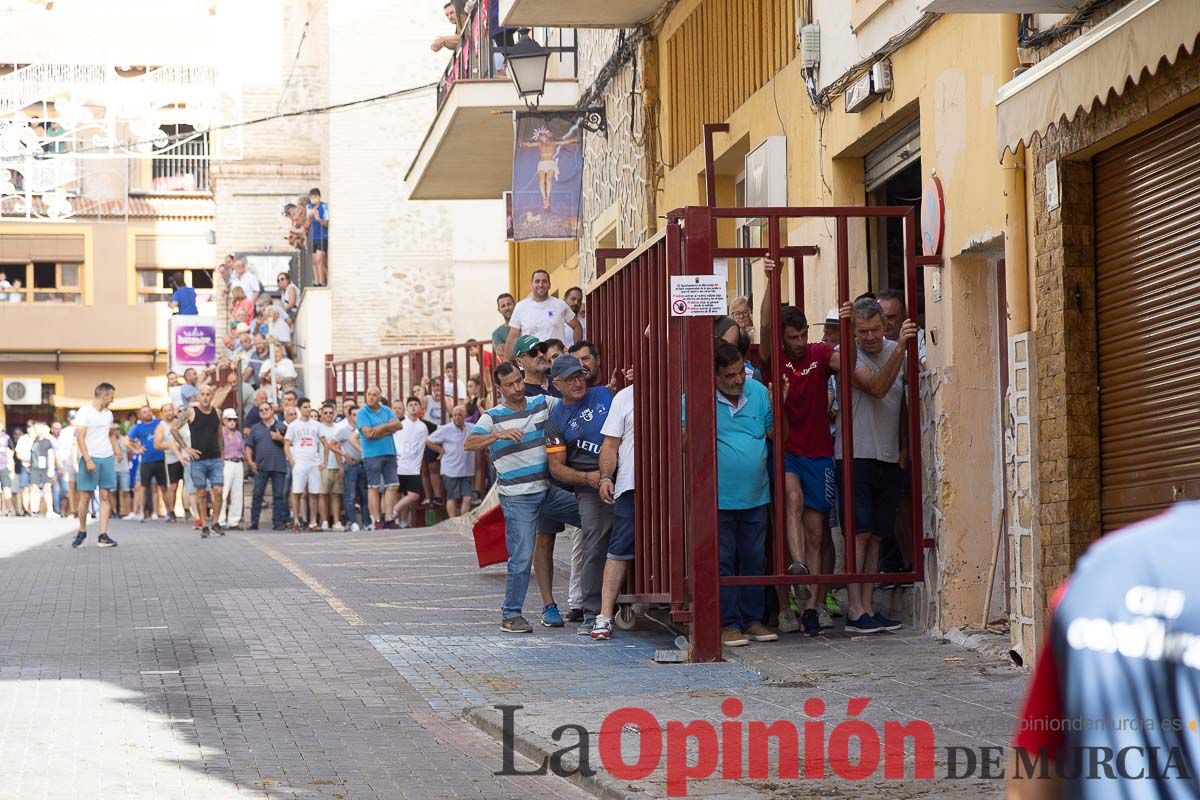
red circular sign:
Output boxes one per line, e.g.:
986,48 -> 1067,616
921,175 -> 945,257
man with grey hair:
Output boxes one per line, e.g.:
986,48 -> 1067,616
875,288 -> 927,369
729,296 -> 754,337
834,296 -> 917,634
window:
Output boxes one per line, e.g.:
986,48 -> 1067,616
136,268 -> 214,304
150,124 -> 210,192
1,261 -> 82,303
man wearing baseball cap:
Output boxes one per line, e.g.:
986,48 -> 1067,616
513,335 -> 558,398
218,407 -> 246,529
545,355 -> 615,635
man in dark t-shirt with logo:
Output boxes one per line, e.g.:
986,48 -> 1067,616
760,259 -> 854,637
1010,502 -> 1200,799
545,355 -> 613,635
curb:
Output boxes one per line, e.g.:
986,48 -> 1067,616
462,704 -> 641,800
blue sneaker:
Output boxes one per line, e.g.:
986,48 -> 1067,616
540,603 -> 564,627
845,614 -> 884,634
873,612 -> 903,632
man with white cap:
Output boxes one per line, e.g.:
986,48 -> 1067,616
218,407 -> 246,529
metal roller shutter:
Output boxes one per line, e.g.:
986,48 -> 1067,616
1094,104 -> 1200,531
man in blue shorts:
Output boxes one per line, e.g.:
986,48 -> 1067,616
591,383 -> 635,640
72,383 -> 123,549
356,385 -> 403,530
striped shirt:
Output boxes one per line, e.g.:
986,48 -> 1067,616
471,394 -> 560,496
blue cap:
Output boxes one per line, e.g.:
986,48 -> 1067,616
550,354 -> 587,381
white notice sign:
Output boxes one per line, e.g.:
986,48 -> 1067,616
670,275 -> 728,317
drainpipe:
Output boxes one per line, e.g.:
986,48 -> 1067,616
1000,13 -> 1030,336
1003,145 -> 1030,335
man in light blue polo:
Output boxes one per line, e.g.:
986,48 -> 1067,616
355,385 -> 403,530
714,341 -> 778,648
466,361 -> 578,634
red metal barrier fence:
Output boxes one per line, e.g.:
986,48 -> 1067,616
588,204 -> 926,662
324,340 -> 498,409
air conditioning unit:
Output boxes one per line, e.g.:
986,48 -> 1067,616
3,379 -> 42,406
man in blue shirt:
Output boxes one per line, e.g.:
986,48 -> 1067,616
125,405 -> 167,521
714,341 -> 778,648
356,385 -> 403,530
168,272 -> 197,315
306,187 -> 329,287
545,355 -> 613,634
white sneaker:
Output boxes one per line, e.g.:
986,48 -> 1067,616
399,520 -> 411,529
151,514 -> 160,520
350,522 -> 360,532
320,521 -> 330,531
123,512 -> 142,521
816,605 -> 835,630
46,510 -> 61,519
332,522 -> 345,532
777,608 -> 800,634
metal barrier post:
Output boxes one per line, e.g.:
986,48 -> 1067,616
683,205 -> 721,663
836,216 -> 858,574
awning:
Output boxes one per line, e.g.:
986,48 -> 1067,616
995,0 -> 1200,160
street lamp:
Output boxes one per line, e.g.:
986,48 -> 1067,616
504,31 -> 551,109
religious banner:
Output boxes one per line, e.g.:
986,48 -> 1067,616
511,111 -> 584,240
169,315 -> 219,372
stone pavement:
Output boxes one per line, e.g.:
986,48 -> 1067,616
0,514 -> 1030,799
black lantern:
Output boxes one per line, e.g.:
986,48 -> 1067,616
504,31 -> 551,108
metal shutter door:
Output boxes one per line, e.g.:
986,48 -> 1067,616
1094,104 -> 1200,531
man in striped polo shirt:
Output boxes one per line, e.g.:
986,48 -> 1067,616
466,361 -> 580,633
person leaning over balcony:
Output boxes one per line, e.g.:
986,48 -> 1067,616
306,188 -> 329,287
168,272 -> 198,316
545,355 -> 614,635
504,270 -> 582,357
713,341 -> 779,649
431,1 -> 461,51
465,361 -> 581,634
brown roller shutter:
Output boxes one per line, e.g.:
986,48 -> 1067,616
1094,104 -> 1200,531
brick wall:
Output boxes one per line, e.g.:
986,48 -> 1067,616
325,0 -> 506,360
1029,48 -> 1200,618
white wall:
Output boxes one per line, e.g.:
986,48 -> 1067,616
325,0 -> 507,357
812,0 -> 925,91
293,287 -> 332,403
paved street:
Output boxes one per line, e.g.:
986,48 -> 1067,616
0,515 -> 1028,799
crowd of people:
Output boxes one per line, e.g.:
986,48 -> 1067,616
3,254 -> 923,651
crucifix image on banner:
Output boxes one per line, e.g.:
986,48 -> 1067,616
511,111 -> 583,240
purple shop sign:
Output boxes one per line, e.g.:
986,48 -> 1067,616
170,316 -> 218,371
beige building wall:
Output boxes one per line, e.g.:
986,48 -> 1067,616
323,0 -> 507,360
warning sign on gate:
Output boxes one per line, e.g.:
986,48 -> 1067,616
669,275 -> 728,317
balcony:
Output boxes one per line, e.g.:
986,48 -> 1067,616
918,0 -> 1082,10
405,3 -> 579,201
499,0 -> 665,28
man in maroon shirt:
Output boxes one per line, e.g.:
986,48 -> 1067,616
760,258 -> 854,636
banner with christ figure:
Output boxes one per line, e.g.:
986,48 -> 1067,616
511,111 -> 584,240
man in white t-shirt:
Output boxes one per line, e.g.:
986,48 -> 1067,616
230,259 -> 262,305
563,286 -> 584,347
72,382 -> 123,549
391,396 -> 427,528
504,269 -> 582,357
284,398 -> 323,531
590,384 -> 635,640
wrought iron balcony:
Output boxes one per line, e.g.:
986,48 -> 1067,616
435,1 -> 577,109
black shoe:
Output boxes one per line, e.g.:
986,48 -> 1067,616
787,560 -> 810,576
272,523 -> 290,531
565,607 -> 584,623
248,524 -> 259,531
801,609 -> 822,637
71,532 -> 87,549
212,523 -> 226,536
200,527 -> 211,538
96,534 -> 117,548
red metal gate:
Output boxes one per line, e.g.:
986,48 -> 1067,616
588,204 -> 927,662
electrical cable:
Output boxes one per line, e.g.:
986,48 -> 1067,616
277,1 -> 323,113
